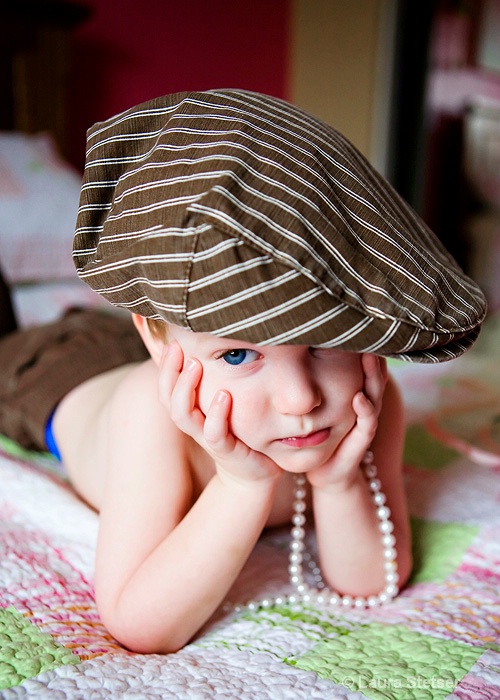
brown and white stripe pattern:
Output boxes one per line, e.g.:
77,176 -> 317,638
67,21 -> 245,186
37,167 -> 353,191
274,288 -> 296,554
73,90 -> 487,362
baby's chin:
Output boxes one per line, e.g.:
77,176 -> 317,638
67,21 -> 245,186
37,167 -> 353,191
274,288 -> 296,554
275,461 -> 328,476
264,448 -> 336,476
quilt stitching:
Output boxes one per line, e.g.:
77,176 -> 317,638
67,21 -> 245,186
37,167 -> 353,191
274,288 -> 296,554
0,606 -> 79,690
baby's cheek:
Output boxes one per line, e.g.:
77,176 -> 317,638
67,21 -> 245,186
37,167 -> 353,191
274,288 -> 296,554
329,398 -> 358,437
225,405 -> 258,447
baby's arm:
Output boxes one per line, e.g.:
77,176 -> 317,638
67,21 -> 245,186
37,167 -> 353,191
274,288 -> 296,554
94,359 -> 280,654
309,355 -> 412,599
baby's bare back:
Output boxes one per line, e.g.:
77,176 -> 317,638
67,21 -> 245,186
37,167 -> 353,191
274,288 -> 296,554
52,361 -> 144,508
51,358 -> 299,525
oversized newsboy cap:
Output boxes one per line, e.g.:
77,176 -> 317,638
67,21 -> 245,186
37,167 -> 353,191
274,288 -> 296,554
73,89 -> 487,362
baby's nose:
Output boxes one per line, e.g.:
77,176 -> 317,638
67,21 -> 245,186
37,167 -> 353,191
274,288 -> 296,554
272,365 -> 321,416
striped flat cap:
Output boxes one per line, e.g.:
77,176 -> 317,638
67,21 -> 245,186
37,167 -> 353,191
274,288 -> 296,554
73,89 -> 487,362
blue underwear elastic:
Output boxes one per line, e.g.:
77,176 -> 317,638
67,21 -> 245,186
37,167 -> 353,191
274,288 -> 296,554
44,409 -> 62,461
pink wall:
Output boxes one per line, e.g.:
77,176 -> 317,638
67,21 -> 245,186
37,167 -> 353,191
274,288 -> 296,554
67,0 -> 291,168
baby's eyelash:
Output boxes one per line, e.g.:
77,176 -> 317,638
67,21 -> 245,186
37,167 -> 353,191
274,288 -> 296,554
213,349 -> 233,360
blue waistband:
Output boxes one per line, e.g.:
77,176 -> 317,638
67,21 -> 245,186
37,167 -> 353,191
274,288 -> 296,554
44,409 -> 62,461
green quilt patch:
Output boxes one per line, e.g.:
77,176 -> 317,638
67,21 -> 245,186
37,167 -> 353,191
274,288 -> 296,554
0,606 -> 79,689
289,622 -> 482,700
0,434 -> 49,463
404,424 -> 459,470
410,518 -> 479,583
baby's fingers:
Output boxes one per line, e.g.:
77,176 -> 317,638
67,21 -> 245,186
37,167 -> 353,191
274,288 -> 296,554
316,391 -> 377,483
204,391 -> 282,483
158,348 -> 204,439
203,390 -> 234,452
352,390 -> 378,444
361,354 -> 387,414
158,341 -> 184,405
163,353 -> 206,436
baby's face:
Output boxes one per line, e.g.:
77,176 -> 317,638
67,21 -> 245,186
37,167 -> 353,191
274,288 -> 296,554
166,325 -> 364,473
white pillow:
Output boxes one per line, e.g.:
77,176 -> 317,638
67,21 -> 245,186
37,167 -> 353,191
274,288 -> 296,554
0,131 -> 82,283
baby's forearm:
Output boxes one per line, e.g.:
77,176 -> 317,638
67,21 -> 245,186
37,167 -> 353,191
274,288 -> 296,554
312,470 -> 406,598
97,474 -> 277,654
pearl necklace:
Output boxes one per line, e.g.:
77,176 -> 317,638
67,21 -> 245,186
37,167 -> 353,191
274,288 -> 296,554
230,451 -> 399,613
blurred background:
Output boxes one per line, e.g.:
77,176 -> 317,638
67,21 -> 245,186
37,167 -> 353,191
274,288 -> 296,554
1,0 -> 500,321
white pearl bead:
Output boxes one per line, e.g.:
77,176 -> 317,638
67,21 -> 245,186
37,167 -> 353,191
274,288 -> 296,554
377,506 -> 391,520
379,520 -> 394,534
364,464 -> 377,478
382,533 -> 396,547
383,547 -> 397,561
292,513 -> 306,526
291,526 -> 305,540
373,492 -> 386,506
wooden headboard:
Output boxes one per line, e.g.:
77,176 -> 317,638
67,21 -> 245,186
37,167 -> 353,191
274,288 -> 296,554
0,0 -> 90,157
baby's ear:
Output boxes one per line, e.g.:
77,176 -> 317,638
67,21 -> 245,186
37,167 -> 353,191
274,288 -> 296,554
131,313 -> 167,366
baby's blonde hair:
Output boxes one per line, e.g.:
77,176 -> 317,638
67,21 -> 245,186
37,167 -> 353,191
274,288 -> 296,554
146,318 -> 168,340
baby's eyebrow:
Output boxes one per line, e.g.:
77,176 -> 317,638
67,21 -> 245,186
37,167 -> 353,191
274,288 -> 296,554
203,334 -> 260,349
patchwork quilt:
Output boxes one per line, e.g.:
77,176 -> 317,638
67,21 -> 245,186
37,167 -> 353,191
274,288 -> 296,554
1,317 -> 499,700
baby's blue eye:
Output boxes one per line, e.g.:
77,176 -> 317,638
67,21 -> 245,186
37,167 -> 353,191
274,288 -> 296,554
221,349 -> 260,366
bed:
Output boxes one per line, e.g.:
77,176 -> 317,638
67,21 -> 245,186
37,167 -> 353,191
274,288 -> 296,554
0,312 -> 499,699
2,7 -> 500,700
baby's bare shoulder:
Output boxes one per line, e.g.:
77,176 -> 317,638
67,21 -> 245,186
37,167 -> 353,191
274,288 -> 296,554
108,358 -> 189,452
111,358 -> 158,399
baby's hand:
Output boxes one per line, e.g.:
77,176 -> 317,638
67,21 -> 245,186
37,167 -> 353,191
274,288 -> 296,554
158,342 -> 282,487
307,354 -> 387,490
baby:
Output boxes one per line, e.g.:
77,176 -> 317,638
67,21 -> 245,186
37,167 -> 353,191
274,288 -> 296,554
0,90 -> 486,654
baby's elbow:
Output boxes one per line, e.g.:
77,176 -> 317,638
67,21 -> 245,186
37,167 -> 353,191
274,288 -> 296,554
99,602 -> 190,655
